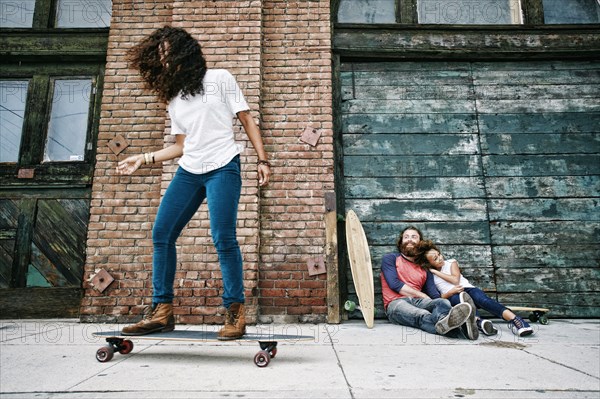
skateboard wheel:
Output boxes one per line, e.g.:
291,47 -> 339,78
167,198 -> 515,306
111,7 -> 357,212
118,339 -> 134,354
539,315 -> 549,325
269,347 -> 278,359
254,350 -> 270,367
344,300 -> 356,312
96,346 -> 114,362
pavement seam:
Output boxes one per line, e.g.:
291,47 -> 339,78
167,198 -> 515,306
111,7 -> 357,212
522,348 -> 600,380
327,327 -> 355,399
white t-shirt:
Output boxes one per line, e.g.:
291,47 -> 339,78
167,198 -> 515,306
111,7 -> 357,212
433,259 -> 474,295
168,69 -> 250,174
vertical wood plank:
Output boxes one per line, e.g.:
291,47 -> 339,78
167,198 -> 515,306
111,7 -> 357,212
521,0 -> 545,24
11,199 -> 36,288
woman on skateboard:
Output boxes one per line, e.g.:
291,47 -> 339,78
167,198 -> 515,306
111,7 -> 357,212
116,26 -> 270,339
414,240 -> 534,337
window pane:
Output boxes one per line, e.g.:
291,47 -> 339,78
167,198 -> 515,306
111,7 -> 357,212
44,79 -> 92,162
55,0 -> 112,28
418,0 -> 523,24
338,0 -> 396,23
0,0 -> 35,28
0,80 -> 28,163
543,0 -> 600,24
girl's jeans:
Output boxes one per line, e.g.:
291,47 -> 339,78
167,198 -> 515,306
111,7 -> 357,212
151,156 -> 243,309
386,297 -> 452,335
448,287 -> 508,319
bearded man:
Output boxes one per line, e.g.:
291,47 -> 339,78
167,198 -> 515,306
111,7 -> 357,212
380,226 -> 476,338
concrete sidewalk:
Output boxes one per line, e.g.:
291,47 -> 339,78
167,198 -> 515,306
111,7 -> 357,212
1,319 -> 598,398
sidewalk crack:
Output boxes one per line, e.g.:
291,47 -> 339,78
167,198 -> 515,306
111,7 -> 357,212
327,326 -> 355,399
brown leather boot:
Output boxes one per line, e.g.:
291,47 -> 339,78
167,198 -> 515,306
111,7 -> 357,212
217,303 -> 246,340
121,303 -> 175,336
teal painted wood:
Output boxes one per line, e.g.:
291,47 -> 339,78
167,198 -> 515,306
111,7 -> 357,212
343,134 -> 480,155
483,154 -> 600,176
478,113 -> 600,134
485,176 -> 600,198
474,84 -> 600,99
481,133 -> 600,154
344,177 -> 486,199
341,60 -> 599,318
346,199 -> 488,222
490,221 -> 600,244
361,222 -> 491,245
342,99 -> 476,114
344,155 -> 482,177
495,268 -> 600,292
342,113 -> 478,134
472,69 -> 600,85
493,245 -> 600,268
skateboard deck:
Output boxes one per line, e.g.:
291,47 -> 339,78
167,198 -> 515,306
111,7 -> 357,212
345,209 -> 375,328
507,306 -> 550,324
93,330 -> 313,367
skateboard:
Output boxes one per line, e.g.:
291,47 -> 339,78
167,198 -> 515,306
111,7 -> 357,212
345,209 -> 375,328
507,306 -> 550,325
93,329 -> 313,367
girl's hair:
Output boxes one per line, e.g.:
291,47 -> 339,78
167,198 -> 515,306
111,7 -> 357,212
128,26 -> 207,103
414,239 -> 441,269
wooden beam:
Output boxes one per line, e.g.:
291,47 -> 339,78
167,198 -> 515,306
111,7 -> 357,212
325,192 -> 340,324
0,30 -> 109,61
333,26 -> 600,60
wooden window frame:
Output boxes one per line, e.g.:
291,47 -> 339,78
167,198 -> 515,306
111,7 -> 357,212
0,64 -> 105,186
0,0 -> 109,187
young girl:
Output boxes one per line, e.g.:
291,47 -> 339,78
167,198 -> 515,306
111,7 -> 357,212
415,240 -> 534,337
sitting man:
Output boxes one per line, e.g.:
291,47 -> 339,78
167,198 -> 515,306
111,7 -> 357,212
381,226 -> 477,339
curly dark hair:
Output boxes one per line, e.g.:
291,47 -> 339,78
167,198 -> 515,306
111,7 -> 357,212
128,26 -> 207,103
413,239 -> 441,269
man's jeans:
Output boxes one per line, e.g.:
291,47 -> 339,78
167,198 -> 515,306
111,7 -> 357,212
151,156 -> 243,308
386,297 -> 452,335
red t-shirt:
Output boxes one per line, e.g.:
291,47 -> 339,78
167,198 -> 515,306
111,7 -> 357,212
381,254 -> 427,310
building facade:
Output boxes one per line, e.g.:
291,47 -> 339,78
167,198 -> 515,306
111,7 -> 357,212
1,0 -> 598,322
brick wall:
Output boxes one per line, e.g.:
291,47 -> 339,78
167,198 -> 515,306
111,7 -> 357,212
82,0 -> 334,324
259,0 -> 334,323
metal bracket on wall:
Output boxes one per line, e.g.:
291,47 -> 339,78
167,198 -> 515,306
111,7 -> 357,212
307,256 -> 326,276
90,269 -> 115,293
108,134 -> 129,155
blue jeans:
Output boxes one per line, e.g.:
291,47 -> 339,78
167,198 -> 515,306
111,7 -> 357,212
152,156 -> 243,308
386,297 -> 452,335
448,287 -> 507,319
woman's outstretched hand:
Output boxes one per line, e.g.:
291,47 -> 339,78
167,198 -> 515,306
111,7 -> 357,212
116,154 -> 144,175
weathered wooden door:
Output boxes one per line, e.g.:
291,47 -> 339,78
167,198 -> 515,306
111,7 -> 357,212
341,60 -> 599,318
0,65 -> 104,318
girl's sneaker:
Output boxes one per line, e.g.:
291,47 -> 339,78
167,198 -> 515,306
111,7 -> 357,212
509,316 -> 534,337
477,318 -> 498,336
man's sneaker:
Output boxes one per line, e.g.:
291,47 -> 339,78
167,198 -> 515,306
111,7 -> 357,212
509,316 -> 534,337
459,292 -> 479,340
477,318 -> 498,336
435,303 -> 471,335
